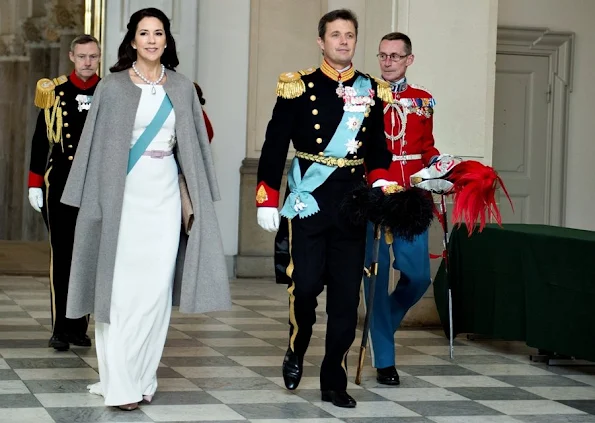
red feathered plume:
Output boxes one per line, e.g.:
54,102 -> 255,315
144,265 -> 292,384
445,160 -> 513,235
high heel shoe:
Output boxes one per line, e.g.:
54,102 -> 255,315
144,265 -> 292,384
117,402 -> 138,411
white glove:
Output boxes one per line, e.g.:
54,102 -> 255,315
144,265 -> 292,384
28,188 -> 43,212
372,179 -> 393,188
257,207 -> 280,232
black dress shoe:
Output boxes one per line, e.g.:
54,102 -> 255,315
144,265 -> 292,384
48,334 -> 69,351
376,365 -> 400,385
321,390 -> 356,408
68,333 -> 92,347
282,348 -> 303,390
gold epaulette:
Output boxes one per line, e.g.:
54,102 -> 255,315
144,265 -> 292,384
34,75 -> 67,109
370,75 -> 393,104
275,67 -> 316,99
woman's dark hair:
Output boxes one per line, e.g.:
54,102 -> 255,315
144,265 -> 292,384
193,83 -> 206,105
109,8 -> 179,73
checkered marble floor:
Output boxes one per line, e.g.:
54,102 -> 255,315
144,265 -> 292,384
1,276 -> 595,423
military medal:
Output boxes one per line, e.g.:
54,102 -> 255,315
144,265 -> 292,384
336,80 -> 345,98
345,139 -> 360,155
75,94 -> 92,112
345,116 -> 361,131
340,86 -> 375,112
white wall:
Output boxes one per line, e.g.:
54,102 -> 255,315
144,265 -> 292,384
402,0 -> 499,161
197,0 -> 250,257
498,0 -> 595,231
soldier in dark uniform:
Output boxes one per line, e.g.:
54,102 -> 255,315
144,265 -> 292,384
255,9 -> 396,408
27,34 -> 101,351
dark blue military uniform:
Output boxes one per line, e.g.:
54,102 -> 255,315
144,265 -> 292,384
255,62 -> 392,393
28,71 -> 100,350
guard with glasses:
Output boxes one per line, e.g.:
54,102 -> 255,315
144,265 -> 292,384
362,32 -> 442,385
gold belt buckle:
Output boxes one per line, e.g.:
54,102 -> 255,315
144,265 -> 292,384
337,158 -> 346,168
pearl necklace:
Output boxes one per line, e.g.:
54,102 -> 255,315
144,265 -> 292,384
132,61 -> 165,94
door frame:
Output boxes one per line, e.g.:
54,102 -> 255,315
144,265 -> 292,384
496,26 -> 574,226
84,0 -> 106,76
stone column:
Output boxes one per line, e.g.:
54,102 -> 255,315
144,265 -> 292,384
237,0 -> 328,277
58,30 -> 76,76
0,58 -> 41,240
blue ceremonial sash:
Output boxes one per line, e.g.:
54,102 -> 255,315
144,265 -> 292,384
280,75 -> 371,219
127,94 -> 173,174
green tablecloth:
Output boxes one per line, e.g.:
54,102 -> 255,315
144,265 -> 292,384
434,223 -> 595,361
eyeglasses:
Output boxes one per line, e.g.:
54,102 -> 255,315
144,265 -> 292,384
376,53 -> 409,62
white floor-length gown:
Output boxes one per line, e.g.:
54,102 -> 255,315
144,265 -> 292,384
88,84 -> 181,406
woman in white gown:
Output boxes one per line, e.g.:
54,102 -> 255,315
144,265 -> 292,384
89,10 -> 180,411
61,7 -> 231,411
88,84 -> 180,408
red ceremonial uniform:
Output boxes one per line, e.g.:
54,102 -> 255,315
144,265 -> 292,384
361,79 -> 439,375
382,80 -> 439,186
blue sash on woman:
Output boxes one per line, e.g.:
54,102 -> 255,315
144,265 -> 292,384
127,94 -> 173,174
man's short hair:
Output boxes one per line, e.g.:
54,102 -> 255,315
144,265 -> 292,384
70,34 -> 101,52
380,32 -> 412,55
318,9 -> 358,39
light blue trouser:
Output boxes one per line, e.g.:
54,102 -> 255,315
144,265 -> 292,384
362,222 -> 431,369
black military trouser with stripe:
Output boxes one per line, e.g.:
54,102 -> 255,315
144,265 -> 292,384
40,162 -> 89,338
285,180 -> 366,392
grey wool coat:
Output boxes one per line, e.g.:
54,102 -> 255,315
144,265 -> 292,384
61,69 -> 232,324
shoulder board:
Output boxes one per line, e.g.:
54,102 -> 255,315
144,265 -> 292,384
34,78 -> 56,109
275,67 -> 316,99
409,83 -> 433,98
299,67 -> 316,77
53,75 -> 68,86
369,74 -> 393,104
